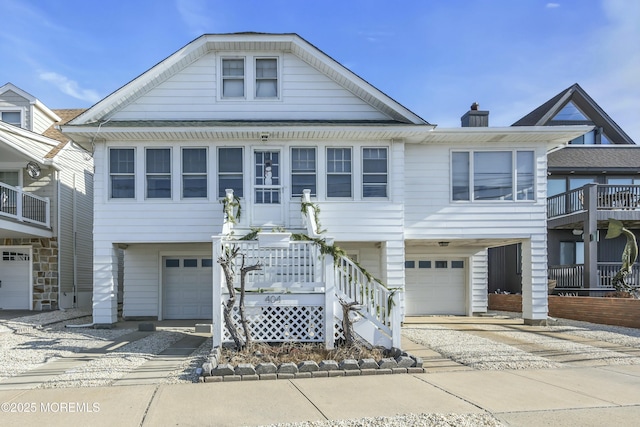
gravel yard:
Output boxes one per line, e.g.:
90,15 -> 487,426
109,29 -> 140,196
0,308 -> 210,387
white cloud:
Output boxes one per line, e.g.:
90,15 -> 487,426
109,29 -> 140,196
546,3 -> 560,8
39,72 -> 101,104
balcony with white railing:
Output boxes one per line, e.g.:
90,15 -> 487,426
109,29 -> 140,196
0,181 -> 50,229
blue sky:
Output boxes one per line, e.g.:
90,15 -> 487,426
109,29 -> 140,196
1,0 -> 639,142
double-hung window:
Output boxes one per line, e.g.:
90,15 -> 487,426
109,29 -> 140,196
109,148 -> 135,199
222,58 -> 245,98
327,148 -> 352,197
362,148 -> 388,198
182,148 -> 207,198
255,58 -> 278,98
291,148 -> 316,197
146,148 -> 171,199
218,147 -> 243,197
452,150 -> 535,201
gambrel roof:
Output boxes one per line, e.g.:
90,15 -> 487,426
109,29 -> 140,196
68,33 -> 429,127
512,83 -> 635,144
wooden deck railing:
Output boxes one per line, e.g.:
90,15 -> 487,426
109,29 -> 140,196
0,182 -> 50,227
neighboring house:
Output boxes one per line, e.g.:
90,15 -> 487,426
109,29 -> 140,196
488,83 -> 639,295
0,83 -> 93,310
60,33 -> 589,346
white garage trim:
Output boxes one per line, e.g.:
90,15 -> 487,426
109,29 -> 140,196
0,246 -> 33,310
404,255 -> 468,316
158,251 -> 213,320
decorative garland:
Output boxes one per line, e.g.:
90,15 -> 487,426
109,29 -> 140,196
300,200 -> 326,235
221,195 -> 242,224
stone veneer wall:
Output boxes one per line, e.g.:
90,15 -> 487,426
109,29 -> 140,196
2,237 -> 59,310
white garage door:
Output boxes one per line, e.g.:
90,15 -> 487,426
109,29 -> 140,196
163,256 -> 213,319
405,259 -> 466,316
0,249 -> 31,310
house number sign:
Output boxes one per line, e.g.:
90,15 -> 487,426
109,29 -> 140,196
264,295 -> 282,304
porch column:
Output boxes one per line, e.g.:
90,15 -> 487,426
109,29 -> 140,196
323,238 -> 335,350
212,236 -> 223,348
583,184 -> 598,291
92,242 -> 119,326
521,236 -> 548,325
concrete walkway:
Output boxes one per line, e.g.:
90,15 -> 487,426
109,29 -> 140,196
2,315 -> 640,426
1,365 -> 640,426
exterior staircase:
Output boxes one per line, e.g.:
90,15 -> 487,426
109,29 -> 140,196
211,189 -> 401,349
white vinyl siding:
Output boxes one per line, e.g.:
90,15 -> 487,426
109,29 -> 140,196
112,52 -> 390,121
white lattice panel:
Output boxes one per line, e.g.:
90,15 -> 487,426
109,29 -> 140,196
223,305 -> 325,342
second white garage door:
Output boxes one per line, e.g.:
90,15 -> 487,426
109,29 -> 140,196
405,259 -> 466,316
163,256 -> 213,319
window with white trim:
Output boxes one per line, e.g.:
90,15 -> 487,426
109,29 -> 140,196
218,147 -> 243,197
327,148 -> 352,197
222,58 -> 245,98
146,148 -> 171,199
362,147 -> 387,198
452,150 -> 535,201
0,111 -> 21,126
182,148 -> 207,198
109,148 -> 135,199
291,148 -> 316,197
255,58 -> 278,98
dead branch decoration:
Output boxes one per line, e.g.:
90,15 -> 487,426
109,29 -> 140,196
218,245 -> 262,350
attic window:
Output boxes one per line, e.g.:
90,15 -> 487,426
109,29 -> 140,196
222,58 -> 245,98
255,58 -> 278,98
552,102 -> 588,121
0,111 -> 21,127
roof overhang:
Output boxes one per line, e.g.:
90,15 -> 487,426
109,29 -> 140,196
60,121 -> 437,144
419,125 -> 595,149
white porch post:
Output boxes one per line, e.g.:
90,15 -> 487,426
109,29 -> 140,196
92,242 -> 118,326
382,239 -> 404,347
323,237 -> 335,350
521,236 -> 549,325
212,236 -> 223,348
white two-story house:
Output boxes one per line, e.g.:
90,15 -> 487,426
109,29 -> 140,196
0,83 -> 93,311
61,33 -> 589,345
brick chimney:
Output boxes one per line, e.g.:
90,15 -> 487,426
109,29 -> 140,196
461,102 -> 489,127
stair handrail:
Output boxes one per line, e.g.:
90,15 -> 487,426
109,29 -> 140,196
334,254 -> 400,345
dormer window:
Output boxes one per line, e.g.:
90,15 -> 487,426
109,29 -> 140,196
222,58 -> 245,98
0,111 -> 21,127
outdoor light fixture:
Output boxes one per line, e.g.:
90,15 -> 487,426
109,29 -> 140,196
438,241 -> 449,247
572,229 -> 583,236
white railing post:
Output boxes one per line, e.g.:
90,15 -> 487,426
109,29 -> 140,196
44,196 -> 51,227
16,187 -> 23,222
302,189 -> 322,237
212,235 -> 224,348
222,189 -> 235,236
391,290 -> 402,348
324,237 -> 335,349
